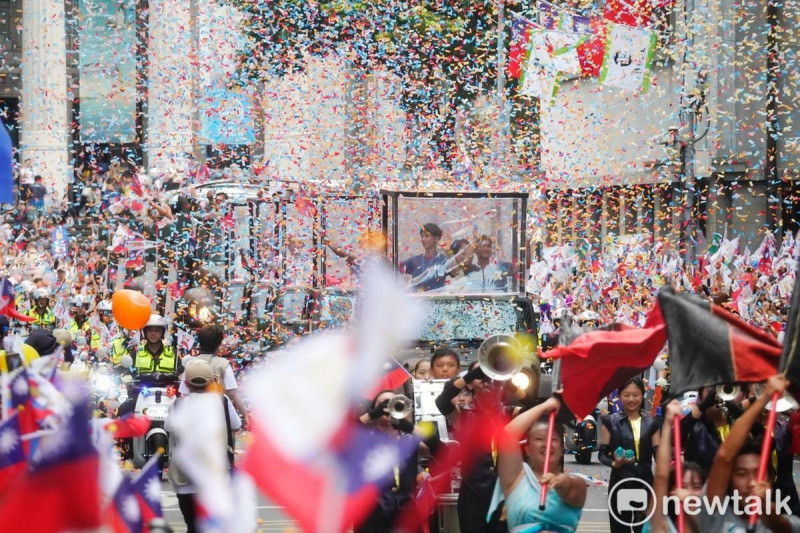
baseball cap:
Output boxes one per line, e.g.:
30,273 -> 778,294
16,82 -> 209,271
184,359 -> 213,388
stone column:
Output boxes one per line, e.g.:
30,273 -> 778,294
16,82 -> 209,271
20,0 -> 69,203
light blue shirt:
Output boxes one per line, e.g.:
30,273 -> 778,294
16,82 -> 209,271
487,463 -> 582,533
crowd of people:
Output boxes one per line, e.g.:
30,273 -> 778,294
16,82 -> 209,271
3,163 -> 800,532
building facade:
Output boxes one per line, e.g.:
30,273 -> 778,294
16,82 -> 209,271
538,0 -> 799,251
2,0 -> 797,253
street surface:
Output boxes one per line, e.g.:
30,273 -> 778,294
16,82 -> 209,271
158,453 -> 615,532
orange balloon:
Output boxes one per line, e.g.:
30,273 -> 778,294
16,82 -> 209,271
112,290 -> 152,330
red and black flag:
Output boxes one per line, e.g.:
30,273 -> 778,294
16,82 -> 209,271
548,307 -> 667,419
658,288 -> 782,395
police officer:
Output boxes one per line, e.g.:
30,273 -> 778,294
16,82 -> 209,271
96,300 -> 116,336
27,288 -> 56,330
134,314 -> 177,374
117,314 -> 178,418
94,300 -> 129,365
66,295 -> 101,350
577,310 -> 601,329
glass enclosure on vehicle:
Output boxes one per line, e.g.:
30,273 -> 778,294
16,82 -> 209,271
166,181 -> 377,331
381,191 -> 528,295
321,197 -> 381,287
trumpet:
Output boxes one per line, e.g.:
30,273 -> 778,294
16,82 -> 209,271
388,394 -> 413,420
716,384 -> 742,402
478,334 -> 525,381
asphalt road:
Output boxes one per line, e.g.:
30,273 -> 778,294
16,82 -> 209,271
159,453 -> 615,532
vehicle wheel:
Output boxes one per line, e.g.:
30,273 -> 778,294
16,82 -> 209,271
575,449 -> 592,465
147,433 -> 168,473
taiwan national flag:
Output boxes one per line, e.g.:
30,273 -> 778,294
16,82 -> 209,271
245,420 -> 418,532
104,414 -> 151,439
111,477 -> 143,533
242,329 -> 420,532
0,414 -> 25,488
366,357 -> 413,399
0,393 -> 102,532
658,288 -> 782,395
131,454 -> 163,525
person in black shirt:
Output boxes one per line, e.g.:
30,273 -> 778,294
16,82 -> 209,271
598,377 -> 661,533
356,390 -> 418,532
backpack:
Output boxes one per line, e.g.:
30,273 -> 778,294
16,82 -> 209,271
196,353 -> 230,388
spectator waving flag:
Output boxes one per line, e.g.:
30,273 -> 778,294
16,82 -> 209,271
0,117 -> 13,204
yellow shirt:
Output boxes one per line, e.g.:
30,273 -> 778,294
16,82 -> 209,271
630,416 -> 642,458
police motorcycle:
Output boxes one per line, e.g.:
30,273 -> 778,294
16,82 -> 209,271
88,352 -> 133,418
572,409 -> 599,464
125,315 -> 179,471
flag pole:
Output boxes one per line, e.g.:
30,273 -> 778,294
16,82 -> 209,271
748,390 -> 780,533
539,408 -> 557,510
540,360 -> 561,510
672,414 -> 685,533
